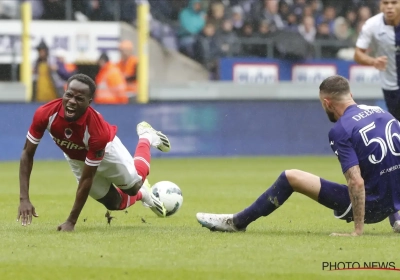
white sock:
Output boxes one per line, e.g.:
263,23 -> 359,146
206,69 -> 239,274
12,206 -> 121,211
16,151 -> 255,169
139,132 -> 152,144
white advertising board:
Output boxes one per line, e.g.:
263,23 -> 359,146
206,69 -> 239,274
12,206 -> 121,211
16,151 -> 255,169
233,64 -> 279,84
0,20 -> 120,64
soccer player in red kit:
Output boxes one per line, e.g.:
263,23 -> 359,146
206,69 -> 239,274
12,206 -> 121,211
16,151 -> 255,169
18,73 -> 171,231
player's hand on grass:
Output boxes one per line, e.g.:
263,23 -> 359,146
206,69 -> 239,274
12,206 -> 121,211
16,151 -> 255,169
329,231 -> 361,237
373,56 -> 387,71
17,200 -> 38,226
57,221 -> 75,232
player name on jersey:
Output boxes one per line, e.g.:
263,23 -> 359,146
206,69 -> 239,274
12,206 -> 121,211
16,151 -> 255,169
352,106 -> 385,121
52,136 -> 86,150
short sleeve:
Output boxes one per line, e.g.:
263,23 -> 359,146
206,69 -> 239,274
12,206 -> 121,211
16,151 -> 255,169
85,141 -> 107,166
27,106 -> 49,145
85,114 -> 110,166
329,124 -> 359,174
356,19 -> 373,49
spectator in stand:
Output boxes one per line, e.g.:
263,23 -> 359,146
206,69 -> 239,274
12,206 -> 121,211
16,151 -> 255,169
237,0 -> 258,19
302,4 -> 316,19
285,12 -> 299,31
333,16 -> 354,60
239,21 -> 258,57
216,18 -> 241,57
254,20 -> 274,57
51,48 -> 77,91
193,22 -> 221,78
279,1 -> 291,24
120,0 -> 137,23
83,0 -> 114,21
116,40 -> 139,103
309,0 -> 323,16
32,40 -> 65,102
257,0 -> 285,32
292,0 -> 307,18
358,6 -> 372,22
208,1 -> 226,32
231,5 -> 245,34
94,53 -> 127,104
178,0 -> 206,57
298,16 -> 317,44
333,17 -> 353,45
315,21 -> 337,58
316,5 -> 336,33
345,9 -> 358,31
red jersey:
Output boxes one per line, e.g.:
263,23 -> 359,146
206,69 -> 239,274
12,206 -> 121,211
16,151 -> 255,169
27,99 -> 117,166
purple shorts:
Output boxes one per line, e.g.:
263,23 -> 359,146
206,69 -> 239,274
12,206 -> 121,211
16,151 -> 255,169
318,178 -> 396,224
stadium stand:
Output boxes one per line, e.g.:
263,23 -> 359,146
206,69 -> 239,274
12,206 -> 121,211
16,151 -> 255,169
0,0 -> 381,79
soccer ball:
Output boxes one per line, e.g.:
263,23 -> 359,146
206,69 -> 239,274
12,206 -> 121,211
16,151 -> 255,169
151,181 -> 183,217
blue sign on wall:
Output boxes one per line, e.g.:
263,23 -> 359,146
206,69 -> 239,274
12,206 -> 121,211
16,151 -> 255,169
219,58 -> 381,84
0,100 -> 385,161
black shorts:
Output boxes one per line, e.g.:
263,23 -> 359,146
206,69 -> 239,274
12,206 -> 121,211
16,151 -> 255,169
382,89 -> 400,121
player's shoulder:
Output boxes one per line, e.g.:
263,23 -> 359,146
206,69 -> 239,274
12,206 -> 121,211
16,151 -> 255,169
85,106 -> 111,132
329,120 -> 348,141
363,13 -> 384,29
329,106 -> 361,139
85,106 -> 109,124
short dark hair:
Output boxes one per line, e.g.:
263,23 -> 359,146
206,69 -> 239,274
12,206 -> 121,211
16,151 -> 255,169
319,75 -> 350,98
67,73 -> 96,98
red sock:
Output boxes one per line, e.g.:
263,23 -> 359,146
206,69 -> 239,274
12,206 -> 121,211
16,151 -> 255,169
133,138 -> 151,182
116,187 -> 143,210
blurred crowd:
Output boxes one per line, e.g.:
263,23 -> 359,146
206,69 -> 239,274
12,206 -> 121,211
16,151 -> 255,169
0,0 -> 381,87
174,0 -> 380,69
31,38 -> 138,104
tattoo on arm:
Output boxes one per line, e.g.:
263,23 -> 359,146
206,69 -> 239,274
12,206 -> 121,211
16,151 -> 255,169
344,165 -> 361,182
344,165 -> 365,233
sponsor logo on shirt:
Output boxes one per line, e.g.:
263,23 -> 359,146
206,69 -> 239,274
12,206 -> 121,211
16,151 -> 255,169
64,128 -> 73,139
52,137 -> 85,150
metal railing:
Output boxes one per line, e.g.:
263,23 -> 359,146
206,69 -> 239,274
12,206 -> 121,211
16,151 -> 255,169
233,37 -> 353,59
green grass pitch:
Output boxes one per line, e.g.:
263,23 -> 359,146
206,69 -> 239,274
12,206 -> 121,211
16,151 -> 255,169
0,157 -> 399,280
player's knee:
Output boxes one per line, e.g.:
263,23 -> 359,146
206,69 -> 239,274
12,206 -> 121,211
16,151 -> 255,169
103,201 -> 120,211
120,181 -> 143,196
97,197 -> 120,211
284,169 -> 302,187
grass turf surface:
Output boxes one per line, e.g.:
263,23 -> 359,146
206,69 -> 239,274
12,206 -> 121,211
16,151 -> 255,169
0,157 -> 399,280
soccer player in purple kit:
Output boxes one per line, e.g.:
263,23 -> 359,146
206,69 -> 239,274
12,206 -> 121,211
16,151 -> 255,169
196,75 -> 400,236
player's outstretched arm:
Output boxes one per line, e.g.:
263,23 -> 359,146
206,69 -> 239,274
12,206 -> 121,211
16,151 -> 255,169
354,47 -> 387,71
18,139 -> 39,226
57,164 -> 98,232
331,165 -> 365,237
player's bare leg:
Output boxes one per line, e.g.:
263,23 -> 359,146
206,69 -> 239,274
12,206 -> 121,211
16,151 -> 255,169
196,170 -> 339,232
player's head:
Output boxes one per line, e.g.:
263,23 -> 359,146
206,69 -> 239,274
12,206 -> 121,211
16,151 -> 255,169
381,0 -> 400,22
119,40 -> 133,60
63,74 -> 96,122
319,75 -> 353,123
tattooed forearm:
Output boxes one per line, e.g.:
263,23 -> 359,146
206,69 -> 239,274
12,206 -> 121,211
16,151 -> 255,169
344,165 -> 365,234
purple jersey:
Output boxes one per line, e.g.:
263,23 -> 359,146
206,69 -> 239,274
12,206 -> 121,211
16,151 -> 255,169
329,104 -> 400,211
